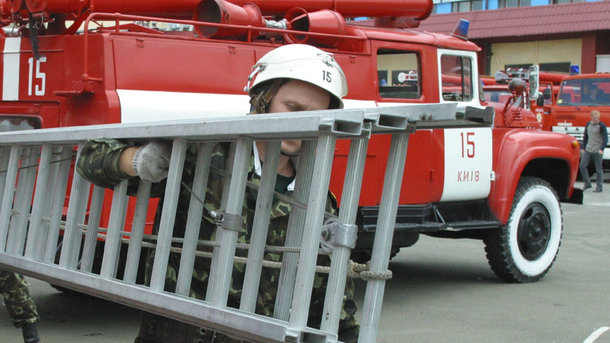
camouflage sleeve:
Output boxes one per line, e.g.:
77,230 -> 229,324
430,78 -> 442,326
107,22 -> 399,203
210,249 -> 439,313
76,137 -> 135,189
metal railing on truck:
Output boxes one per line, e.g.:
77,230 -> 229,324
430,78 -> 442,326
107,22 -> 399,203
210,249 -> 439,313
0,103 -> 475,343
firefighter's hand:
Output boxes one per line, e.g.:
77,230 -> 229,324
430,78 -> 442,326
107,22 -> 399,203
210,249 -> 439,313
132,140 -> 172,182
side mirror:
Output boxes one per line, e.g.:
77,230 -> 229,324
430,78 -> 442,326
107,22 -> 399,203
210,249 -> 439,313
528,65 -> 539,101
543,87 -> 551,100
536,94 -> 545,107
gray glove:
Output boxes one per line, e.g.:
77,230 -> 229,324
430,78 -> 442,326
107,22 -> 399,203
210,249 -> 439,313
132,140 -> 172,182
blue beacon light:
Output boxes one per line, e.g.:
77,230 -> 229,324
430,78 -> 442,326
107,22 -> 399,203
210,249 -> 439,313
451,19 -> 470,40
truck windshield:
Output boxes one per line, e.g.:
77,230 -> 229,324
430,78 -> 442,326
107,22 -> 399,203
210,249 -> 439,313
557,77 -> 610,106
482,86 -> 512,104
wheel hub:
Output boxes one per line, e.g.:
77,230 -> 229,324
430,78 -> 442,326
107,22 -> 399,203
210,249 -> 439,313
517,202 -> 551,261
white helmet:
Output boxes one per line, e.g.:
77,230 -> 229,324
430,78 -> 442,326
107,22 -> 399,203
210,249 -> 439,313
245,44 -> 348,109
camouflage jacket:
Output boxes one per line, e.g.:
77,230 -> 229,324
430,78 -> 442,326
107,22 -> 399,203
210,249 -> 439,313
76,138 -> 359,342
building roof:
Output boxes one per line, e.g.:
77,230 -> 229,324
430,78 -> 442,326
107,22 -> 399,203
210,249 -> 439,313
415,1 -> 610,39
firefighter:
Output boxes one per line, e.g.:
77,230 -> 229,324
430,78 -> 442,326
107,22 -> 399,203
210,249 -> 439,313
0,270 -> 41,343
76,44 -> 358,343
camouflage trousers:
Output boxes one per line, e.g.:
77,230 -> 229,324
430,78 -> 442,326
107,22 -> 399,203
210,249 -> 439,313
0,270 -> 40,327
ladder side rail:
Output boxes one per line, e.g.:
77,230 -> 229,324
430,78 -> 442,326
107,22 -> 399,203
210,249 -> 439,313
207,137 -> 252,307
175,142 -> 214,295
43,146 -> 74,263
24,144 -> 53,259
0,253 -> 293,343
100,180 -> 129,278
0,111 -> 367,145
240,141 -> 281,312
0,147 -> 10,202
149,138 -> 188,292
288,133 -> 337,331
58,144 -> 91,269
273,140 -> 317,321
79,185 -> 106,272
357,131 -> 411,343
320,132 -> 370,334
0,144 -> 22,252
7,146 -> 40,255
123,180 -> 152,283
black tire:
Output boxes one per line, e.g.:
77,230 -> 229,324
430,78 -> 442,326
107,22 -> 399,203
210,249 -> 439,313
484,177 -> 562,283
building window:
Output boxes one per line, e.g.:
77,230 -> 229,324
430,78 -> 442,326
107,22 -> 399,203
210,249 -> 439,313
472,0 -> 484,10
498,0 -> 532,7
436,0 -> 591,13
540,62 -> 571,73
451,0 -> 485,11
531,0 -> 550,6
434,3 -> 453,13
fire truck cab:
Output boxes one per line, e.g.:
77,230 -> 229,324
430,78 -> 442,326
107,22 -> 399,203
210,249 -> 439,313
547,74 -> 610,167
1,0 -> 582,284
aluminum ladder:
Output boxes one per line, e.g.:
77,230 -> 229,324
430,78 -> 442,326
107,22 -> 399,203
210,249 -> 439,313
0,103 -> 470,342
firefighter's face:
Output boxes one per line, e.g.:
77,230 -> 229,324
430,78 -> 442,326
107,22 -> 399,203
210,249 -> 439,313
269,79 -> 331,155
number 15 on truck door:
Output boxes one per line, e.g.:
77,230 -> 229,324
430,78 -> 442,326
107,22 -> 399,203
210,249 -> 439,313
441,128 -> 493,201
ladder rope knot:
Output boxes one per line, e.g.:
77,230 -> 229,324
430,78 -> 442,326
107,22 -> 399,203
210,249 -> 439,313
348,260 -> 393,280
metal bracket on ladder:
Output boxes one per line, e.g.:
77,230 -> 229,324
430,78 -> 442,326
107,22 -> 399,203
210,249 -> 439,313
320,218 -> 358,252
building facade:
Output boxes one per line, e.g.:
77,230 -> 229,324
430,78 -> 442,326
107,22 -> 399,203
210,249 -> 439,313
417,0 -> 610,75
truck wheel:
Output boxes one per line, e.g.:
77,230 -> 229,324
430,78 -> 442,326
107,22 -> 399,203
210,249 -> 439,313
484,177 -> 562,283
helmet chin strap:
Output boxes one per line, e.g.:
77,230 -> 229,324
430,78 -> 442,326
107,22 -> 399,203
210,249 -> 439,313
280,150 -> 300,157
249,79 -> 286,113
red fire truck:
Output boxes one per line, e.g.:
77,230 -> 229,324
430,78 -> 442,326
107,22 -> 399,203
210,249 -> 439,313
1,0 -> 581,283
543,73 -> 610,169
485,68 -> 566,130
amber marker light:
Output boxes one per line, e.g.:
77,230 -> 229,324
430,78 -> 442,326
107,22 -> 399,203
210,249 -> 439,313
571,140 -> 580,149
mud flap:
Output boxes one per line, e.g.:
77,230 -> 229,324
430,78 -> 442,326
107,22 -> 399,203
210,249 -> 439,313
563,187 -> 583,204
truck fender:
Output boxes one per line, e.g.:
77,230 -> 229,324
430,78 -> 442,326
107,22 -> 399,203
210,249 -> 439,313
488,129 -> 579,224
